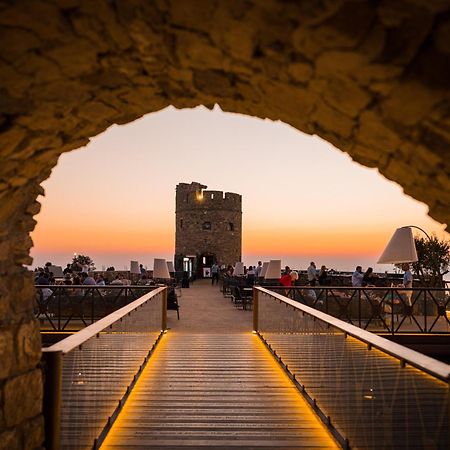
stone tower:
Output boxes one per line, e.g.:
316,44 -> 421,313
175,182 -> 242,277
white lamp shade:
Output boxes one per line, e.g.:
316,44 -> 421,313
377,227 -> 418,264
153,258 -> 171,279
167,261 -> 175,273
265,260 -> 281,279
234,262 -> 245,276
48,265 -> 64,278
260,262 -> 269,277
130,260 -> 140,274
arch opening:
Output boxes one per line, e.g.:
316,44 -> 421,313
30,105 -> 448,273
1,1 -> 449,446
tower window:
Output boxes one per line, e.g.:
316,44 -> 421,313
227,222 -> 234,231
180,219 -> 183,228
202,221 -> 211,230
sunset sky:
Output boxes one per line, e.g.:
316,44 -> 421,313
30,105 -> 449,272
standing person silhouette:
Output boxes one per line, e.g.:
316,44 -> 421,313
211,262 -> 220,285
307,262 -> 318,286
402,263 -> 413,306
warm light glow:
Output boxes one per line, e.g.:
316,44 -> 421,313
99,333 -> 168,449
345,335 -> 448,386
101,333 -> 337,449
252,334 -> 338,446
30,106 -> 449,272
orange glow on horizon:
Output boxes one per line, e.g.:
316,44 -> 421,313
33,224 -> 388,256
32,223 -> 174,253
29,106 -> 449,271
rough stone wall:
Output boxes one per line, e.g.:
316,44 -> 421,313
0,184 -> 44,448
175,182 -> 242,267
0,0 -> 449,446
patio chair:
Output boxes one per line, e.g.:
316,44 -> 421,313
167,288 -> 180,320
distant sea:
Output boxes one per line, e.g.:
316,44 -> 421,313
30,251 -> 450,282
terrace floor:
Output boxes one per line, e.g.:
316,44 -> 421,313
167,279 -> 253,333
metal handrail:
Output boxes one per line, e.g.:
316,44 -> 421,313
42,286 -> 166,354
263,284 -> 450,334
35,284 -> 159,332
36,284 -> 161,287
255,287 -> 450,381
262,285 -> 449,291
41,286 -> 167,450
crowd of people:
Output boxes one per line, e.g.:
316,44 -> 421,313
218,261 -> 330,288
34,262 -> 140,287
35,259 -> 414,291
351,263 -> 412,290
216,260 -> 414,292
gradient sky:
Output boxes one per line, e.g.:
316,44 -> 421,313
30,105 -> 449,272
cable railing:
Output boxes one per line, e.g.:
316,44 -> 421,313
41,286 -> 167,450
265,285 -> 450,334
35,285 -> 158,332
253,287 -> 450,449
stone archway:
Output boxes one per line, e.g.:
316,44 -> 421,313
1,1 -> 449,446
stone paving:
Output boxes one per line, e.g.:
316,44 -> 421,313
167,279 -> 252,333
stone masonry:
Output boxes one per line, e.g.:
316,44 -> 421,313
175,182 -> 242,270
0,1 -> 449,447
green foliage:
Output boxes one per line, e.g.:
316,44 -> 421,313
412,235 -> 450,287
71,254 -> 96,271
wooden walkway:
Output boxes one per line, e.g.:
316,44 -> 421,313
100,281 -> 338,449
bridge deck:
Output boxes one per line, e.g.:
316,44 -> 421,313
101,333 -> 337,449
100,281 -> 338,449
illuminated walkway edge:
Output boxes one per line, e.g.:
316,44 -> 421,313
100,332 -> 339,449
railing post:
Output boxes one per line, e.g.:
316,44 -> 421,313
57,288 -> 61,331
253,287 -> 259,332
91,288 -> 95,324
358,289 -> 361,329
424,289 -> 427,332
161,288 -> 167,331
42,350 -> 62,450
391,288 -> 395,336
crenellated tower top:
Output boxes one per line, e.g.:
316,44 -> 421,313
176,182 -> 241,212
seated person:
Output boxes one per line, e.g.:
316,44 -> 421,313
96,274 -> 106,286
35,271 -> 49,285
110,275 -> 124,285
301,288 -> 318,306
318,266 -> 328,286
245,266 -> 256,286
362,267 -> 377,287
63,273 -> 72,285
279,267 -> 292,287
80,272 -> 96,285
